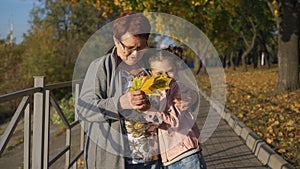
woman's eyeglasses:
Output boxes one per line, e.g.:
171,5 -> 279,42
119,40 -> 147,53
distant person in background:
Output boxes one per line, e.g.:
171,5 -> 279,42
165,45 -> 194,68
165,45 -> 185,62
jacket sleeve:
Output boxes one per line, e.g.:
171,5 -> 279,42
77,57 -> 121,123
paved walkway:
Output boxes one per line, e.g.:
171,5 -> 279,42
0,96 -> 274,169
197,96 -> 267,168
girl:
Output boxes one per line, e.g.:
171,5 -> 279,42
143,50 -> 207,169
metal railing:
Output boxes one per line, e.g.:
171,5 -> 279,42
0,76 -> 85,169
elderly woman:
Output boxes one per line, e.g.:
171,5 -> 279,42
78,13 -> 160,169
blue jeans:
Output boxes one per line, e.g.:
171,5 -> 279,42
125,160 -> 162,169
163,151 -> 207,169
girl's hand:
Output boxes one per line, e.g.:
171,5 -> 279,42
174,97 -> 191,111
174,88 -> 195,111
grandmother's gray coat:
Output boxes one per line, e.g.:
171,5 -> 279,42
77,50 -> 130,169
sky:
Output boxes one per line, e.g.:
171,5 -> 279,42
0,0 -> 40,44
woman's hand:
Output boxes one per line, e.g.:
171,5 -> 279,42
119,90 -> 150,111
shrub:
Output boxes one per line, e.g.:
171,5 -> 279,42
51,97 -> 75,128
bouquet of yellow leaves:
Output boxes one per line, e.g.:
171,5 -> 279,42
130,74 -> 172,96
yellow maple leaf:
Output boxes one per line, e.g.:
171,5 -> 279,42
140,76 -> 156,94
130,74 -> 172,95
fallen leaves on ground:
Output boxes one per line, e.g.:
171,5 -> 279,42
196,66 -> 300,167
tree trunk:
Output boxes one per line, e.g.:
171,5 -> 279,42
241,18 -> 257,72
241,53 -> 248,72
193,55 -> 202,75
241,41 -> 256,72
230,51 -> 236,70
276,0 -> 300,92
221,55 -> 227,68
262,43 -> 271,69
258,50 -> 261,68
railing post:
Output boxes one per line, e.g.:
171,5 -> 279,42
77,83 -> 85,152
24,101 -> 31,169
44,90 -> 50,168
76,83 -> 85,155
71,83 -> 80,169
65,129 -> 71,169
32,76 -> 46,169
75,84 -> 79,121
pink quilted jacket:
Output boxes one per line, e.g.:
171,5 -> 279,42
144,81 -> 201,163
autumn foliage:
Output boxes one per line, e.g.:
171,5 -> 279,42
196,66 -> 300,167
130,74 -> 172,96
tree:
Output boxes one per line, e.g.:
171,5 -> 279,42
274,0 -> 299,92
21,0 -> 111,84
0,40 -> 26,94
0,39 -> 26,112
226,0 -> 276,72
